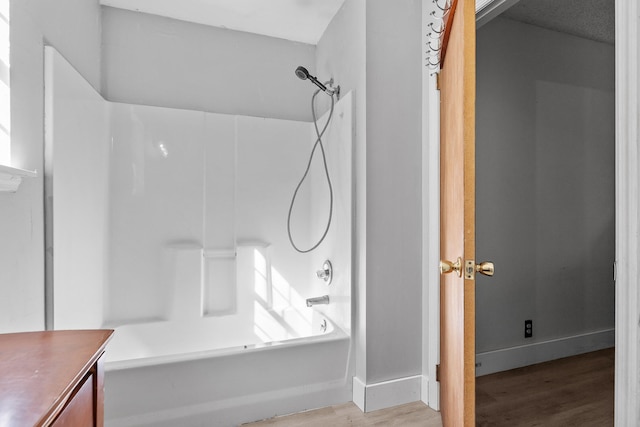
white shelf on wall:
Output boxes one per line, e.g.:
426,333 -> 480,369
0,164 -> 38,192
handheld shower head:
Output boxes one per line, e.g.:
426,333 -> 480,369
294,65 -> 339,97
295,66 -> 309,80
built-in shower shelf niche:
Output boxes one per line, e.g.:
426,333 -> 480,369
0,164 -> 37,192
201,249 -> 237,317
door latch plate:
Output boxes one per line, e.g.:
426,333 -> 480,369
464,260 -> 475,280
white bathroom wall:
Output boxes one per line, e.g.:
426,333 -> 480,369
46,40 -> 354,336
308,92 -> 353,334
203,115 -> 236,252
45,47 -> 110,329
235,115 -> 312,297
202,114 -> 237,316
106,103 -> 318,325
315,0 -> 367,380
101,6 -> 317,122
0,0 -> 102,333
475,17 -> 615,373
107,103 -> 206,324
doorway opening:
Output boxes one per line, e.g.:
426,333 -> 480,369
474,0 -> 615,424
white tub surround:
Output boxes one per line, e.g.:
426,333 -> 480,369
46,47 -> 352,334
0,164 -> 37,192
45,47 -> 354,426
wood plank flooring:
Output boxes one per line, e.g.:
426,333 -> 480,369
476,347 -> 614,426
243,401 -> 442,427
244,348 -> 613,427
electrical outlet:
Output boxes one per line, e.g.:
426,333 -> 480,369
524,320 -> 533,338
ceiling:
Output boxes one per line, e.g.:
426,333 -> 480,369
99,0 -> 346,45
100,0 -> 614,47
502,0 -> 614,45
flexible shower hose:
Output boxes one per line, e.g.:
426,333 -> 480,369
287,89 -> 335,253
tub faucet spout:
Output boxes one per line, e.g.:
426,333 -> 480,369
306,295 -> 330,307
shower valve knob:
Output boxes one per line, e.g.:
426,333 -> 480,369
316,260 -> 333,285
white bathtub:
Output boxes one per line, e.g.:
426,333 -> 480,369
104,311 -> 342,370
104,313 -> 352,427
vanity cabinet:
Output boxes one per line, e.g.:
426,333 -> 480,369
0,329 -> 113,426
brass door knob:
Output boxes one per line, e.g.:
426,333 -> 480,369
476,261 -> 494,277
440,257 -> 462,277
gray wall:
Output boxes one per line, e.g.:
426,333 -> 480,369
476,17 -> 615,354
364,0 -> 423,383
101,6 -> 316,122
0,0 -> 102,333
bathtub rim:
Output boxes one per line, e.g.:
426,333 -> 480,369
104,320 -> 348,372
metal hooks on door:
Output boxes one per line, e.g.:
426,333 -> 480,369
425,0 -> 454,72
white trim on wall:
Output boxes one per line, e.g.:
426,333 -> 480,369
353,375 -> 422,413
614,0 -> 640,424
421,0 -> 441,412
476,329 -> 615,377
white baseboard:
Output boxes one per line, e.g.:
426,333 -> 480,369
421,375 -> 430,407
352,375 -> 422,412
476,328 -> 615,376
353,376 -> 366,411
